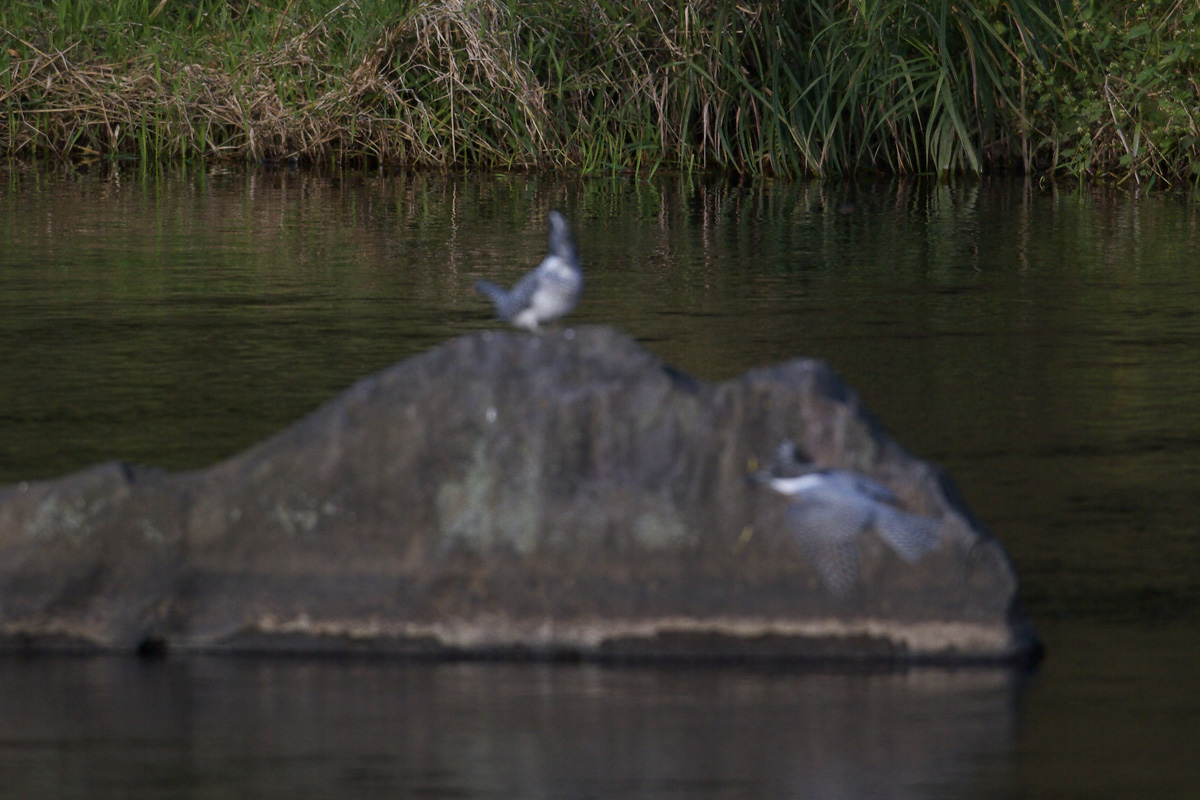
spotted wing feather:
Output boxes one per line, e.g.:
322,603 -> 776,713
873,506 -> 942,562
786,498 -> 874,593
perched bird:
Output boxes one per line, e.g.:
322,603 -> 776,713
753,441 -> 943,593
475,210 -> 583,332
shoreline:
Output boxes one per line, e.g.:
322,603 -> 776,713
2,1 -> 1197,183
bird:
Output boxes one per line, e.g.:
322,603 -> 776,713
475,210 -> 583,332
752,441 -> 943,593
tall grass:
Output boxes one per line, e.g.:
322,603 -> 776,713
4,0 -> 1191,180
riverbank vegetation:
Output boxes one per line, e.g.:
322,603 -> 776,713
1,1 -> 1198,183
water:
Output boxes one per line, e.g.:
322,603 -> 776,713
2,658 -> 1019,800
2,165 -> 1198,798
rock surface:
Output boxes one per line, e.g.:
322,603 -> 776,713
0,327 -> 1038,662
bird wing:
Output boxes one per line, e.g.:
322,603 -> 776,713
792,526 -> 861,594
474,279 -> 511,317
873,506 -> 942,562
827,471 -> 896,504
786,498 -> 873,593
786,494 -> 874,543
546,210 -> 579,266
501,267 -> 544,317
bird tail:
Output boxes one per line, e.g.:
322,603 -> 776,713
874,508 -> 942,563
474,279 -> 513,320
546,210 -> 579,266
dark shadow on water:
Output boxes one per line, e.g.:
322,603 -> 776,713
0,655 -> 1023,800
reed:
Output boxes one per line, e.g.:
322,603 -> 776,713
1,1 -> 1196,180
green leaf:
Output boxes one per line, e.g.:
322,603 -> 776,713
1126,22 -> 1153,40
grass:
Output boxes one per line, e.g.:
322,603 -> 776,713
1,1 -> 1198,181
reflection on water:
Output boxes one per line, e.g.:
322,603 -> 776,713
0,657 -> 1019,800
2,166 -> 1200,798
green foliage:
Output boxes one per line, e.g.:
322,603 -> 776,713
1,1 -> 1198,181
1022,1 -> 1200,184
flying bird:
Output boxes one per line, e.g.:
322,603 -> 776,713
475,210 -> 583,332
753,441 -> 943,593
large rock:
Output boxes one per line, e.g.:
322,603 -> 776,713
0,327 -> 1039,662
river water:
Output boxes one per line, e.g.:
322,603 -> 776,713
1,166 -> 1197,798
